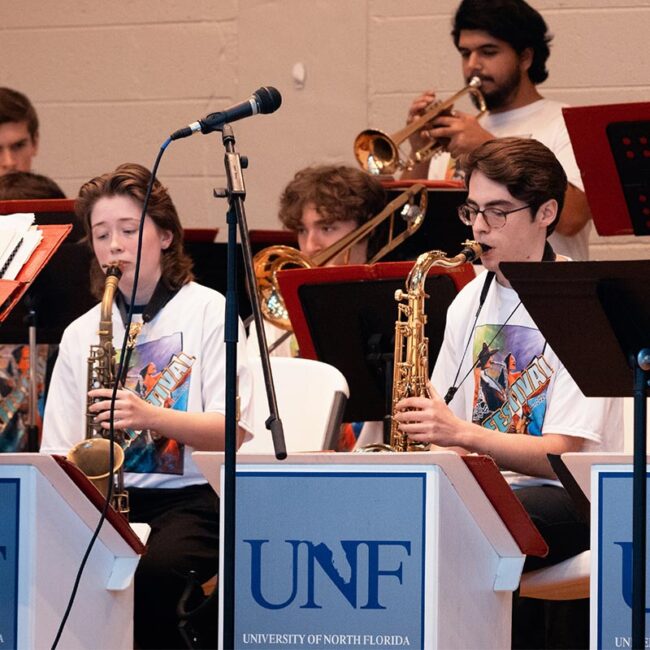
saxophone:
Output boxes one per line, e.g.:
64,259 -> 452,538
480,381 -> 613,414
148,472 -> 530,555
68,263 -> 130,516
361,240 -> 483,452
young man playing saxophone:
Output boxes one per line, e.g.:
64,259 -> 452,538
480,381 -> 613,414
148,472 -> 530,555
403,0 -> 592,261
395,137 -> 622,648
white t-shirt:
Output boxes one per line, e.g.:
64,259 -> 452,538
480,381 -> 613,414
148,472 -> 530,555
247,319 -> 297,359
40,282 -> 254,489
431,269 -> 623,486
428,98 -> 591,261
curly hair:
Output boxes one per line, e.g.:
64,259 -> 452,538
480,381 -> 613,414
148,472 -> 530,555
452,0 -> 552,84
0,87 -> 39,139
75,163 -> 194,298
461,137 -> 567,235
278,165 -> 387,259
279,165 -> 386,229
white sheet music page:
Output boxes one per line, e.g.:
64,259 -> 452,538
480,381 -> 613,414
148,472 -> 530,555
0,213 -> 42,280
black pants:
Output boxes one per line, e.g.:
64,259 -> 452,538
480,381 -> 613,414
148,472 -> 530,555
129,484 -> 219,649
512,485 -> 590,650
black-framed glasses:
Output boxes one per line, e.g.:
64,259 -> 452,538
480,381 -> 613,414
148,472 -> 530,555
457,203 -> 531,230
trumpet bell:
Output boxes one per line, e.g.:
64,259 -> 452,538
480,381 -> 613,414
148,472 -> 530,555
353,128 -> 400,176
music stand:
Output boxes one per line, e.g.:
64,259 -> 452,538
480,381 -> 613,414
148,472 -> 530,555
0,224 -> 73,452
563,102 -> 650,236
501,259 -> 650,648
278,261 -> 475,426
561,101 -> 650,647
380,180 -> 472,260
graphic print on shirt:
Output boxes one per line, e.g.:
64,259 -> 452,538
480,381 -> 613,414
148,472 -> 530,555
0,344 -> 48,452
471,324 -> 553,436
119,332 -> 195,474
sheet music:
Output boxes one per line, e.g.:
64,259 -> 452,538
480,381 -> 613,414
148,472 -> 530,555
0,213 -> 42,280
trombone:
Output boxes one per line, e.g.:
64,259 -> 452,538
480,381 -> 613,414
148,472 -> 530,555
354,77 -> 487,176
252,183 -> 428,331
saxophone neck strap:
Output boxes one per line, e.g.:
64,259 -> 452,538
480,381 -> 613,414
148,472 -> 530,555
116,280 -> 180,328
543,241 -> 556,262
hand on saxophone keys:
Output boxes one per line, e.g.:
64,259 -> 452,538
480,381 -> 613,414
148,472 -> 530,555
88,386 -> 155,433
393,380 -> 467,451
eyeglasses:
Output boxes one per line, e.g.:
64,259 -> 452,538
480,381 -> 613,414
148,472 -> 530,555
457,203 -> 531,230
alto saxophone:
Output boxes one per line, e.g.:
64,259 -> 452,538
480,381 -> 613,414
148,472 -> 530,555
68,263 -> 131,515
361,240 -> 483,452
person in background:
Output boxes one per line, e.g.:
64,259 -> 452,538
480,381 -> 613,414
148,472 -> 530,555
395,137 -> 622,649
40,163 -> 253,649
0,87 -> 39,176
403,0 -> 592,261
247,164 -> 386,358
0,170 -> 64,200
247,164 -> 387,450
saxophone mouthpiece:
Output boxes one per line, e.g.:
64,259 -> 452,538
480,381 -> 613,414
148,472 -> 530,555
460,240 -> 484,263
103,261 -> 124,279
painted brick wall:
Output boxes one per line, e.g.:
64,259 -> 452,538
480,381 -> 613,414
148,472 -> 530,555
1,0 -> 648,257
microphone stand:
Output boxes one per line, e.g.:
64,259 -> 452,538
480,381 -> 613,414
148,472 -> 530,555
213,123 -> 287,650
24,299 -> 40,452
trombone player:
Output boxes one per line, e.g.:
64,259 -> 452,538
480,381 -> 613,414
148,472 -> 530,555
401,0 -> 592,261
247,164 -> 386,358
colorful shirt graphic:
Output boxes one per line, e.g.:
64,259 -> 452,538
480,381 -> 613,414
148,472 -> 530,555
120,332 -> 195,475
471,324 -> 552,437
0,344 -> 49,452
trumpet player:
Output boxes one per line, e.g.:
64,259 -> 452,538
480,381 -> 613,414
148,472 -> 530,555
40,163 -> 254,649
403,0 -> 592,262
394,138 -> 622,649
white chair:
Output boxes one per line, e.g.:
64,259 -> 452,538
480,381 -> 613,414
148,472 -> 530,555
519,550 -> 590,600
239,356 -> 349,454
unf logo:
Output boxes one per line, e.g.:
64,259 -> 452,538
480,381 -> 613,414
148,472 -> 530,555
614,542 -> 650,612
244,539 -> 411,610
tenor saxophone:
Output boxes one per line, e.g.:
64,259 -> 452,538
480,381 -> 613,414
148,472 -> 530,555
361,240 -> 483,452
68,263 -> 130,516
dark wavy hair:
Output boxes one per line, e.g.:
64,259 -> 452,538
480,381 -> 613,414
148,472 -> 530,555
76,163 -> 194,298
0,171 -> 65,200
452,0 -> 552,84
0,87 -> 39,139
462,137 -> 567,235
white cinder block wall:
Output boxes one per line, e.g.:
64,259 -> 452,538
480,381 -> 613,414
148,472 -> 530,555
1,0 -> 648,444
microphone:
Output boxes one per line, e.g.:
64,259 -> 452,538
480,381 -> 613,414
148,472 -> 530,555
170,86 -> 282,140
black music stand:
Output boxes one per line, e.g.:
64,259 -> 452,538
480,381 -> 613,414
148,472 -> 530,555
380,181 -> 471,261
278,261 -> 475,436
0,241 -> 95,345
562,101 -> 650,648
0,224 -> 78,453
501,259 -> 650,648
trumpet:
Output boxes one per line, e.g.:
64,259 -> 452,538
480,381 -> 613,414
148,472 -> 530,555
253,183 -> 428,331
354,77 -> 487,175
